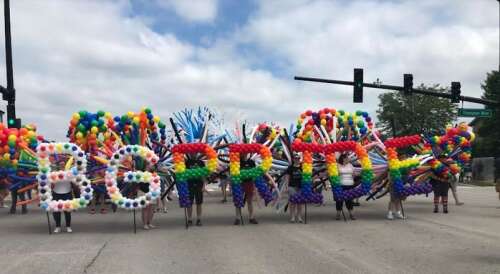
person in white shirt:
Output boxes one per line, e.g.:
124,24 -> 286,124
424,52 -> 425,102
335,154 -> 356,220
52,179 -> 73,233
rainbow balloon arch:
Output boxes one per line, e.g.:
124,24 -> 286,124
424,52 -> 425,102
0,106 -> 474,231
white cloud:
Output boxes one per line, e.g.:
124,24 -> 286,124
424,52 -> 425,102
156,0 -> 218,23
0,0 -> 497,140
240,0 -> 498,106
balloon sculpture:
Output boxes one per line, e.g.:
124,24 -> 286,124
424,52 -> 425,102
0,105 -> 474,220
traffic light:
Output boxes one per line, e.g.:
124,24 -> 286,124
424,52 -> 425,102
403,74 -> 413,95
353,68 -> 363,103
451,82 -> 461,103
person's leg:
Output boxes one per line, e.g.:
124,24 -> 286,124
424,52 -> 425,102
148,205 -> 155,227
142,207 -> 149,229
450,182 -> 463,205
19,192 -> 27,214
64,212 -> 72,232
53,212 -> 62,232
335,200 -> 343,220
442,195 -> 448,214
9,189 -> 17,214
433,191 -> 439,213
346,199 -> 355,219
187,206 -> 193,222
387,200 -> 394,219
234,207 -> 242,225
247,198 -> 255,220
297,203 -> 303,222
289,202 -> 296,222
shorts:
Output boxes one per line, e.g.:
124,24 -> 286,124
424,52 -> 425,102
139,183 -> 150,194
52,192 -> 73,200
242,182 -> 255,199
189,183 -> 203,205
432,182 -> 449,197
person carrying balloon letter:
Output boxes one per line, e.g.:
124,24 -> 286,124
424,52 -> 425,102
234,154 -> 275,225
430,154 -> 451,214
335,154 -> 356,220
52,178 -> 73,233
286,153 -> 303,223
186,158 -> 206,226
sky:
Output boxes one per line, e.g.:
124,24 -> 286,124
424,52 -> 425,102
0,0 -> 498,140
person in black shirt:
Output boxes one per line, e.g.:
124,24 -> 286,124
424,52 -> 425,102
287,153 -> 303,223
186,158 -> 206,226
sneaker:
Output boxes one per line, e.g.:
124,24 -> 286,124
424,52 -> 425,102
289,218 -> 296,223
196,219 -> 202,226
143,225 -> 150,230
162,208 -> 168,213
53,227 -> 61,233
233,219 -> 241,225
349,215 -> 356,220
66,227 -> 73,233
395,212 -> 406,219
89,209 -> 96,214
100,208 -> 107,214
249,218 -> 258,224
456,202 -> 464,206
443,207 -> 448,214
187,220 -> 193,226
433,206 -> 439,213
387,212 -> 394,220
297,218 -> 304,223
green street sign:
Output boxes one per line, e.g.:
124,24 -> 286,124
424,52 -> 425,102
458,108 -> 493,118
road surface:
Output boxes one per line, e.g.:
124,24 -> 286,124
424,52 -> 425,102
0,186 -> 499,274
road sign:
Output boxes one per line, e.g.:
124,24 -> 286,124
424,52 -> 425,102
458,108 -> 493,118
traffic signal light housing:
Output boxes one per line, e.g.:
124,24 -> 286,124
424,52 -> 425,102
353,68 -> 363,103
403,74 -> 413,96
451,82 -> 461,103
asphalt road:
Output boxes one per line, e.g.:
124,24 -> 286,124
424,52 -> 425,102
1,186 -> 499,274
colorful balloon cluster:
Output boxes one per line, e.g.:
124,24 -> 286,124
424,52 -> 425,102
229,144 -> 273,207
37,143 -> 93,212
67,110 -> 113,153
296,108 -> 373,142
324,141 -> 373,201
0,123 -> 41,169
109,108 -> 166,146
105,145 -> 160,209
172,143 -> 218,208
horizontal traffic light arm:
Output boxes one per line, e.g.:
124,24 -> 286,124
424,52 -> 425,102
293,76 -> 499,107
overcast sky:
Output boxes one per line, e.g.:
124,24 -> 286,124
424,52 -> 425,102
0,0 -> 498,139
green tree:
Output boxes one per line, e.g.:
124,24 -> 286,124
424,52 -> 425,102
376,84 -> 457,137
473,70 -> 500,157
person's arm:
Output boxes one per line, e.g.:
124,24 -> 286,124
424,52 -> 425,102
265,173 -> 277,189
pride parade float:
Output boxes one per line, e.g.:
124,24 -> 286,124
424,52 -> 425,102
0,106 -> 474,233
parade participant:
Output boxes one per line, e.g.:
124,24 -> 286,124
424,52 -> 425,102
0,177 -> 9,208
234,154 -> 275,225
287,153 -> 303,223
89,189 -> 109,214
449,173 -> 464,206
431,154 -> 451,214
335,154 -> 356,220
219,172 -> 229,203
140,179 -> 156,229
186,158 -> 206,226
52,178 -> 73,233
387,155 -> 407,220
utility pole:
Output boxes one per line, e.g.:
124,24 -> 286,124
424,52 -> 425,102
1,0 -> 19,128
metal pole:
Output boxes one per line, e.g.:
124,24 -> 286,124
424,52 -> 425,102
3,0 -> 16,122
498,0 -> 500,71
133,209 -> 136,234
46,212 -> 52,235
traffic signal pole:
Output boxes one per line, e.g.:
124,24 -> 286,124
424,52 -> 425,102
294,74 -> 500,107
1,0 -> 18,128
